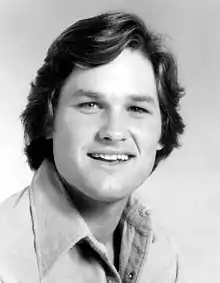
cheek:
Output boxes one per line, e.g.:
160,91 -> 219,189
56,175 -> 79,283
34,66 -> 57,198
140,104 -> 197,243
137,133 -> 160,175
134,118 -> 162,153
54,111 -> 98,155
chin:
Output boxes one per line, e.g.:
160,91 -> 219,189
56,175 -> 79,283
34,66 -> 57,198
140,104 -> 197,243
87,180 -> 132,202
91,193 -> 127,203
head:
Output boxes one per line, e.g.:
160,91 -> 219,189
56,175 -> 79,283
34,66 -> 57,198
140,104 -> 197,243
21,12 -> 185,201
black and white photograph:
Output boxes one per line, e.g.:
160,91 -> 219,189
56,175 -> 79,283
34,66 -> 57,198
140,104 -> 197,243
0,0 -> 219,282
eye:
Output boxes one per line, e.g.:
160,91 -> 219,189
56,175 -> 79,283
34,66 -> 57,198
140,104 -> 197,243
128,106 -> 149,114
78,102 -> 101,109
76,102 -> 103,114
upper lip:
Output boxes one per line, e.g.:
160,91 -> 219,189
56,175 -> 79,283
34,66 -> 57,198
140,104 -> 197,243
87,149 -> 136,157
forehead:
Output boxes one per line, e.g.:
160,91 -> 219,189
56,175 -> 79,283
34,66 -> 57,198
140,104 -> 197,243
60,49 -> 157,103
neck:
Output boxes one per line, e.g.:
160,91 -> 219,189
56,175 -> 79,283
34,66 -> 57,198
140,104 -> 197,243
61,178 -> 128,245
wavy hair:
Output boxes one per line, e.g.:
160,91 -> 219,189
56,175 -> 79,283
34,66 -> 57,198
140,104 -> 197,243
21,11 -> 185,171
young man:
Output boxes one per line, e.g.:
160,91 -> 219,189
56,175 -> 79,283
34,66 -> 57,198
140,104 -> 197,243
0,12 -> 185,282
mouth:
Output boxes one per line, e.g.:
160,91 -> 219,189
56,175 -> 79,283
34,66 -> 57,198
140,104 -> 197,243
87,153 -> 135,164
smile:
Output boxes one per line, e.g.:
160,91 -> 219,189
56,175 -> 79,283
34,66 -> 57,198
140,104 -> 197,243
87,153 -> 135,162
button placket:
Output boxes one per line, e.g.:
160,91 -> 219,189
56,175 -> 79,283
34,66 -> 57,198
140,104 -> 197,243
122,219 -> 152,283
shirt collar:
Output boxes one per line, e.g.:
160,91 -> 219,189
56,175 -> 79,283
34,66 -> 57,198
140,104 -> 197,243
29,160 -> 152,278
29,160 -> 91,277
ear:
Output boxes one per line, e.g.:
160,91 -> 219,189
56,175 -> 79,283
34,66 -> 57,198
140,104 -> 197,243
45,96 -> 54,140
45,125 -> 53,139
45,131 -> 53,140
156,142 -> 164,151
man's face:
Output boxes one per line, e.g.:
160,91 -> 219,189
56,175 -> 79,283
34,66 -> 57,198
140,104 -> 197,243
52,49 -> 162,202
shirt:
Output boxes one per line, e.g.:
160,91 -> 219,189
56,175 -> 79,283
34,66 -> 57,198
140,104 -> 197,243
0,160 -> 181,283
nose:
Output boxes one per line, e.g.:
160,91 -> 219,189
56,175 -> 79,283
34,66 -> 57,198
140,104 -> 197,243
98,111 -> 127,143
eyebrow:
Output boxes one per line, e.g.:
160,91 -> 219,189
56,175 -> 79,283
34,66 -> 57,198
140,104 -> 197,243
74,89 -> 156,105
75,90 -> 101,99
129,94 -> 155,104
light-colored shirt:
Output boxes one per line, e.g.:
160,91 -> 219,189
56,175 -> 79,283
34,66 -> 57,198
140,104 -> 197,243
0,161 -> 181,283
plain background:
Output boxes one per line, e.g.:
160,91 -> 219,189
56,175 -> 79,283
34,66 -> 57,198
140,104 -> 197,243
0,0 -> 220,282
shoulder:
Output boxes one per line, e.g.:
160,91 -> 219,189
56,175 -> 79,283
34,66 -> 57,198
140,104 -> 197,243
0,188 -> 38,281
0,188 -> 31,258
143,223 -> 184,282
130,195 -> 183,282
0,188 -> 30,236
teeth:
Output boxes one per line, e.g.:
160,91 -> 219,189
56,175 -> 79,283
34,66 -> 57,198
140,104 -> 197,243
92,153 -> 129,161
